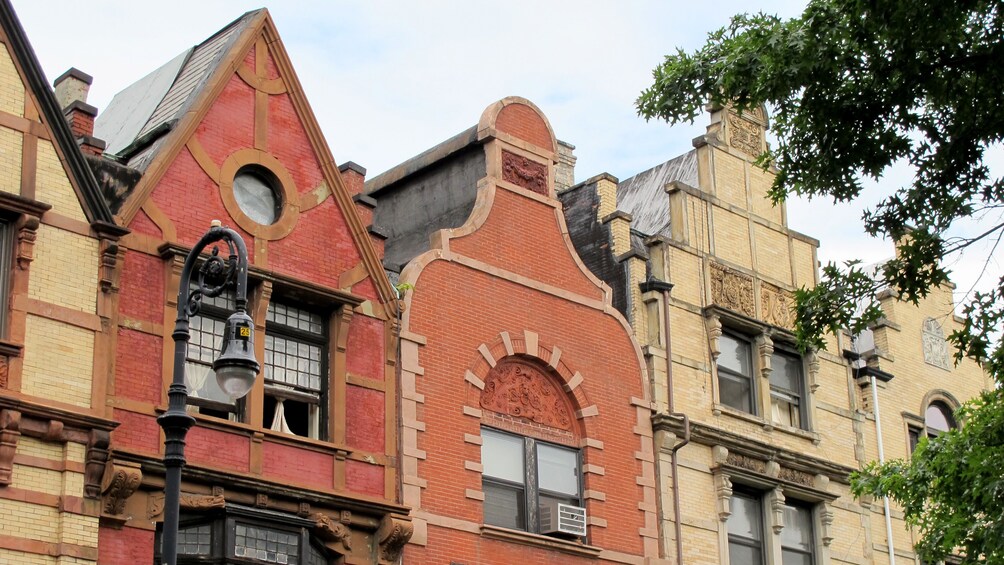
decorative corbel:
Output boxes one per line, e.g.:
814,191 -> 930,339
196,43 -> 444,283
15,216 -> 39,270
770,487 -> 786,534
706,313 -> 723,361
714,471 -> 733,522
312,512 -> 353,555
377,515 -> 414,563
807,349 -> 821,393
0,409 -> 22,486
84,429 -> 110,498
101,461 -> 142,516
98,239 -> 123,294
758,334 -> 774,380
820,502 -> 834,547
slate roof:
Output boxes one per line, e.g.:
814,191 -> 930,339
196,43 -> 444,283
615,150 -> 698,238
95,10 -> 261,171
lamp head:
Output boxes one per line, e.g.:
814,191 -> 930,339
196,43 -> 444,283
213,310 -> 260,399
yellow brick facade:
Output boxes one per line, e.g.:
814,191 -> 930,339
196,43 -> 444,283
595,106 -> 989,565
0,16 -> 106,565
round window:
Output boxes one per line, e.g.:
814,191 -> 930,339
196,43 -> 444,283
233,167 -> 282,225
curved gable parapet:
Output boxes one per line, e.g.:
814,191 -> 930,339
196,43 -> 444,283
478,97 -> 557,157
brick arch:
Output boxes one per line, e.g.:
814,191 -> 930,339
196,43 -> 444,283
478,97 -> 556,154
465,330 -> 595,445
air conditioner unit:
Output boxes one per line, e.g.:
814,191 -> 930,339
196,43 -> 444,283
539,501 -> 586,537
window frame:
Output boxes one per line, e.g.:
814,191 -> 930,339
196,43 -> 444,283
769,345 -> 808,430
717,330 -> 758,416
727,489 -> 766,565
185,288 -> 243,420
481,427 -> 583,537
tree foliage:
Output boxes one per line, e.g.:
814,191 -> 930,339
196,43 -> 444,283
637,1 -> 1004,562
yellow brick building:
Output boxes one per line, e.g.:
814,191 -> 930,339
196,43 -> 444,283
559,104 -> 989,565
0,2 -> 126,563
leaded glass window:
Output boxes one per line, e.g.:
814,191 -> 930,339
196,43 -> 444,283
263,300 -> 327,439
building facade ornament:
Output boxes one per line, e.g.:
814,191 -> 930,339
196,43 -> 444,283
377,515 -> 414,563
710,262 -> 755,318
761,282 -> 796,330
728,112 -> 764,158
0,409 -> 20,486
479,358 -> 572,430
312,511 -> 353,553
101,461 -> 142,515
922,317 -> 951,370
501,150 -> 548,195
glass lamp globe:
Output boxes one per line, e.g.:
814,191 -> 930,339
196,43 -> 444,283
213,310 -> 260,399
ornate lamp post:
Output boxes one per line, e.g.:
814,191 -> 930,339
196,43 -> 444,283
157,221 -> 260,565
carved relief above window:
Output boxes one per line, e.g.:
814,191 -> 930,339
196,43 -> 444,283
480,358 -> 572,431
761,282 -> 796,331
728,113 -> 764,158
501,150 -> 548,196
710,262 -> 756,318
922,317 -> 951,370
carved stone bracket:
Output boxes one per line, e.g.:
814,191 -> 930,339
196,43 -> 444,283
710,262 -> 755,318
820,502 -> 834,547
377,515 -> 414,563
0,355 -> 8,390
0,409 -> 21,486
15,216 -> 40,270
714,471 -> 733,522
706,313 -> 723,362
312,511 -> 352,555
99,239 -> 123,294
758,334 -> 774,380
84,430 -> 110,498
769,487 -> 786,534
501,150 -> 548,195
807,350 -> 821,393
101,461 -> 142,515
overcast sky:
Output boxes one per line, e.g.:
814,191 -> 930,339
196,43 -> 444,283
12,1 -> 1001,317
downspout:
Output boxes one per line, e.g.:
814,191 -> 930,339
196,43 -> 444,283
870,374 -> 896,565
643,280 -> 690,564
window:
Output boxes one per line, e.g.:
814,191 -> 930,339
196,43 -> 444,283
186,290 -> 241,420
481,428 -> 581,535
233,166 -> 282,226
718,332 -> 756,414
728,491 -> 764,565
910,401 -> 956,452
727,491 -> 816,565
154,505 -> 334,564
263,300 -> 327,439
770,348 -> 806,429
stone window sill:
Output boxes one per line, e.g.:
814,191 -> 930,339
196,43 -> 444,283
480,525 -> 601,558
713,403 -> 820,444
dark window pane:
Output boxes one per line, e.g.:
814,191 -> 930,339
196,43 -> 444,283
537,444 -> 578,496
909,427 -> 921,452
483,482 -> 525,530
719,371 -> 753,412
782,549 -> 813,565
719,334 -> 752,375
234,522 -> 300,564
729,541 -> 763,565
177,523 -> 212,555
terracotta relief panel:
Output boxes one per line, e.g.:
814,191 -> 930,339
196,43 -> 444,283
728,112 -> 763,158
480,358 -> 572,430
761,281 -> 796,330
501,150 -> 548,195
710,262 -> 755,317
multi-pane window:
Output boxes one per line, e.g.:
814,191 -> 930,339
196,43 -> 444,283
718,332 -> 755,414
910,401 -> 956,452
264,301 -> 326,439
186,290 -> 240,419
728,491 -> 764,565
481,428 -> 581,535
781,502 -> 815,565
770,349 -> 805,429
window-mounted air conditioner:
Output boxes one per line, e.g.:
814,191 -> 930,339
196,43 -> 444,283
539,501 -> 587,537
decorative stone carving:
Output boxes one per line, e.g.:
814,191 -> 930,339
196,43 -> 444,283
807,350 -> 821,393
770,487 -> 786,534
99,239 -> 122,294
312,512 -> 352,553
707,314 -> 723,361
480,359 -> 572,430
714,472 -> 733,521
710,262 -> 755,318
820,502 -> 834,546
16,217 -> 39,270
728,112 -> 764,158
779,466 -> 815,487
922,318 -> 951,370
758,334 -> 774,380
255,493 -> 268,508
147,494 -> 165,519
0,356 -> 8,389
501,150 -> 548,195
377,515 -> 413,563
84,430 -> 110,498
761,282 -> 796,330
101,462 -> 142,515
0,409 -> 21,486
180,492 -> 226,510
726,452 -> 766,474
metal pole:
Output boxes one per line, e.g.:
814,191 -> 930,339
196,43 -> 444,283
157,223 -> 249,565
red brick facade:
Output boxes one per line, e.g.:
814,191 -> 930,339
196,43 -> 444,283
97,12 -> 409,564
394,98 -> 661,564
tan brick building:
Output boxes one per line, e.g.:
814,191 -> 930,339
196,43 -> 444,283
560,104 -> 989,565
0,1 -> 127,562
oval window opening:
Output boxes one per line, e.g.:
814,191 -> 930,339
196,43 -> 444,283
233,167 -> 282,225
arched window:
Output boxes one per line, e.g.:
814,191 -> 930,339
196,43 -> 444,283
909,400 -> 957,452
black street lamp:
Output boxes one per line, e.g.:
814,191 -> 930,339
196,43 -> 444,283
157,221 -> 260,565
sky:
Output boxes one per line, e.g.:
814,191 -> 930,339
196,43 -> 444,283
11,1 -> 1002,318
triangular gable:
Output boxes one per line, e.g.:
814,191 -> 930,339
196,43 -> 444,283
112,9 -> 397,315
0,0 -> 119,230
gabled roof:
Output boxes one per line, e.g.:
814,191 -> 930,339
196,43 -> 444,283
616,150 -> 697,238
0,0 -> 119,229
95,11 -> 259,167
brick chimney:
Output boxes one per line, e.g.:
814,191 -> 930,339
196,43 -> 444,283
53,68 -> 105,156
339,161 -> 388,260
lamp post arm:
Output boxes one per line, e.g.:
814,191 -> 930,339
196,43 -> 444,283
159,224 -> 250,565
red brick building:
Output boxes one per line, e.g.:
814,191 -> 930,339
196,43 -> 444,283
366,98 -> 663,564
78,10 -> 410,564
